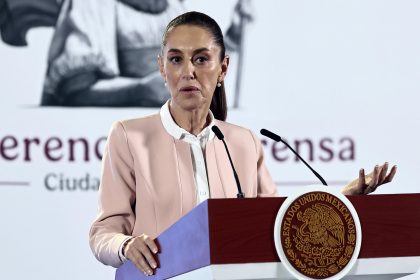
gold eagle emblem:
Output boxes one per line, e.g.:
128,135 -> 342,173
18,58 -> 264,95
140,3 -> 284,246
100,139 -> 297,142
295,203 -> 345,249
280,191 -> 357,278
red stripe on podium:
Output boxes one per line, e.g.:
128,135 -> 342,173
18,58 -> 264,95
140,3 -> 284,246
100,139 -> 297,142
207,194 -> 420,264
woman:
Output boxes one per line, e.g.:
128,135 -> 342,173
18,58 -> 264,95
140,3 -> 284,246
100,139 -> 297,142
89,11 -> 396,276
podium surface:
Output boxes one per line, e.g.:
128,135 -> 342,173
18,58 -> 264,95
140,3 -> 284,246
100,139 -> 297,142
116,194 -> 420,279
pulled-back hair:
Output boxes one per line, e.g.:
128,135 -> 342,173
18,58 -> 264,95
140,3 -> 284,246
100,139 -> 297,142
161,11 -> 228,121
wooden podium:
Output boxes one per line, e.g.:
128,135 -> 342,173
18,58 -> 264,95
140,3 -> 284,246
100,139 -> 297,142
115,194 -> 420,279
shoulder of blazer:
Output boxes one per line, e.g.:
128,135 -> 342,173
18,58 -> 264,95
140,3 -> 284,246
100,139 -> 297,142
214,119 -> 255,139
118,113 -> 164,135
214,119 -> 258,152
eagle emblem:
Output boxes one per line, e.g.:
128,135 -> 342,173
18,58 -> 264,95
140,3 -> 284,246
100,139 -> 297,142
279,191 -> 358,279
297,203 -> 345,247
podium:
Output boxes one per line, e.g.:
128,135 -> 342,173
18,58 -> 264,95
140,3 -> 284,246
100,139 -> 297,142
116,194 -> 420,279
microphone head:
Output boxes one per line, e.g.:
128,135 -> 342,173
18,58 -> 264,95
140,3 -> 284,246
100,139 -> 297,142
260,128 -> 282,142
211,125 -> 224,140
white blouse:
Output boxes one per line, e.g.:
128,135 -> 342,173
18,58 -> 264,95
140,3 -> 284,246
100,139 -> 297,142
160,100 -> 215,205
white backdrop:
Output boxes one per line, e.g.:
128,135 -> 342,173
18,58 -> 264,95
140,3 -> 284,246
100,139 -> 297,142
0,1 -> 419,279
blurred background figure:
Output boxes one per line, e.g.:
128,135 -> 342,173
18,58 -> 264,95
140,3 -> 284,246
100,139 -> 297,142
0,0 -> 253,107
42,0 -> 185,107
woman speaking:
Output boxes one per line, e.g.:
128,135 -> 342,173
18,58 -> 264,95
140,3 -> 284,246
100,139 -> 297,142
89,11 -> 396,276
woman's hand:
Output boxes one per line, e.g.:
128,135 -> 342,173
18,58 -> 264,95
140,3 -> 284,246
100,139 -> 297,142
342,162 -> 397,195
124,234 -> 159,276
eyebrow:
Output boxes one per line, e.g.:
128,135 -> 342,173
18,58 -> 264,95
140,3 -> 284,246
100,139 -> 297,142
167,48 -> 211,56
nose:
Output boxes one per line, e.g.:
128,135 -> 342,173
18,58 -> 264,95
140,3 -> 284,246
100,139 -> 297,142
181,59 -> 196,80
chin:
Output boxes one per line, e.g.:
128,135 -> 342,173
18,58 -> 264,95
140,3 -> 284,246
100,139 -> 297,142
180,102 -> 201,111
181,99 -> 207,111
174,94 -> 203,108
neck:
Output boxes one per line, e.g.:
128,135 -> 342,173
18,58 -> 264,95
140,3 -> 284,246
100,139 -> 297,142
169,101 -> 211,136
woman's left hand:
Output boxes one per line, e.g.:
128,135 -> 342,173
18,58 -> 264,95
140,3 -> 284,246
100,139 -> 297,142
341,162 -> 397,195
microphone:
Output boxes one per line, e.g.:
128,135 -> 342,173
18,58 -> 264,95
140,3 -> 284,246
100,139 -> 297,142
211,125 -> 245,198
260,129 -> 328,186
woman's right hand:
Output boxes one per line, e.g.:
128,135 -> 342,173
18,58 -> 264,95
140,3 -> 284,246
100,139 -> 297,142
124,234 -> 159,276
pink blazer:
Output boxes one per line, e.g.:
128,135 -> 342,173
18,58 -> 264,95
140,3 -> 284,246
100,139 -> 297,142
89,114 -> 277,267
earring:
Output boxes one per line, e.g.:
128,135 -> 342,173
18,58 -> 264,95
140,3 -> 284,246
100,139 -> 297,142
164,81 -> 167,87
217,82 -> 222,87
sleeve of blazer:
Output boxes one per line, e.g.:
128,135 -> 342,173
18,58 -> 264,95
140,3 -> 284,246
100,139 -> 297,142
89,121 -> 136,268
249,130 -> 278,197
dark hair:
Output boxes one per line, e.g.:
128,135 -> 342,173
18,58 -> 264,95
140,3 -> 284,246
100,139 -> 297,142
161,11 -> 227,121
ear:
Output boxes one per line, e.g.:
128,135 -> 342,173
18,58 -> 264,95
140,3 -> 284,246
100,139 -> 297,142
157,55 -> 166,80
219,55 -> 230,82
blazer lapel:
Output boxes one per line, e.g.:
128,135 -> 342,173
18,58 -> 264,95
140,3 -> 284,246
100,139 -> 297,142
173,139 -> 197,215
206,139 -> 237,198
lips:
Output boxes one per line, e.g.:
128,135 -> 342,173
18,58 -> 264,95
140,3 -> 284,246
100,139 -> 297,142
180,86 -> 200,92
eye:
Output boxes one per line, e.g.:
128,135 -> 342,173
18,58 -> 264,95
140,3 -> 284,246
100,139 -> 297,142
194,56 -> 209,65
169,56 -> 182,64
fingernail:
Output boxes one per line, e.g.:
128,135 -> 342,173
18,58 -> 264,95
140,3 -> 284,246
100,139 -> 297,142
152,263 -> 157,268
148,270 -> 153,275
153,249 -> 158,254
